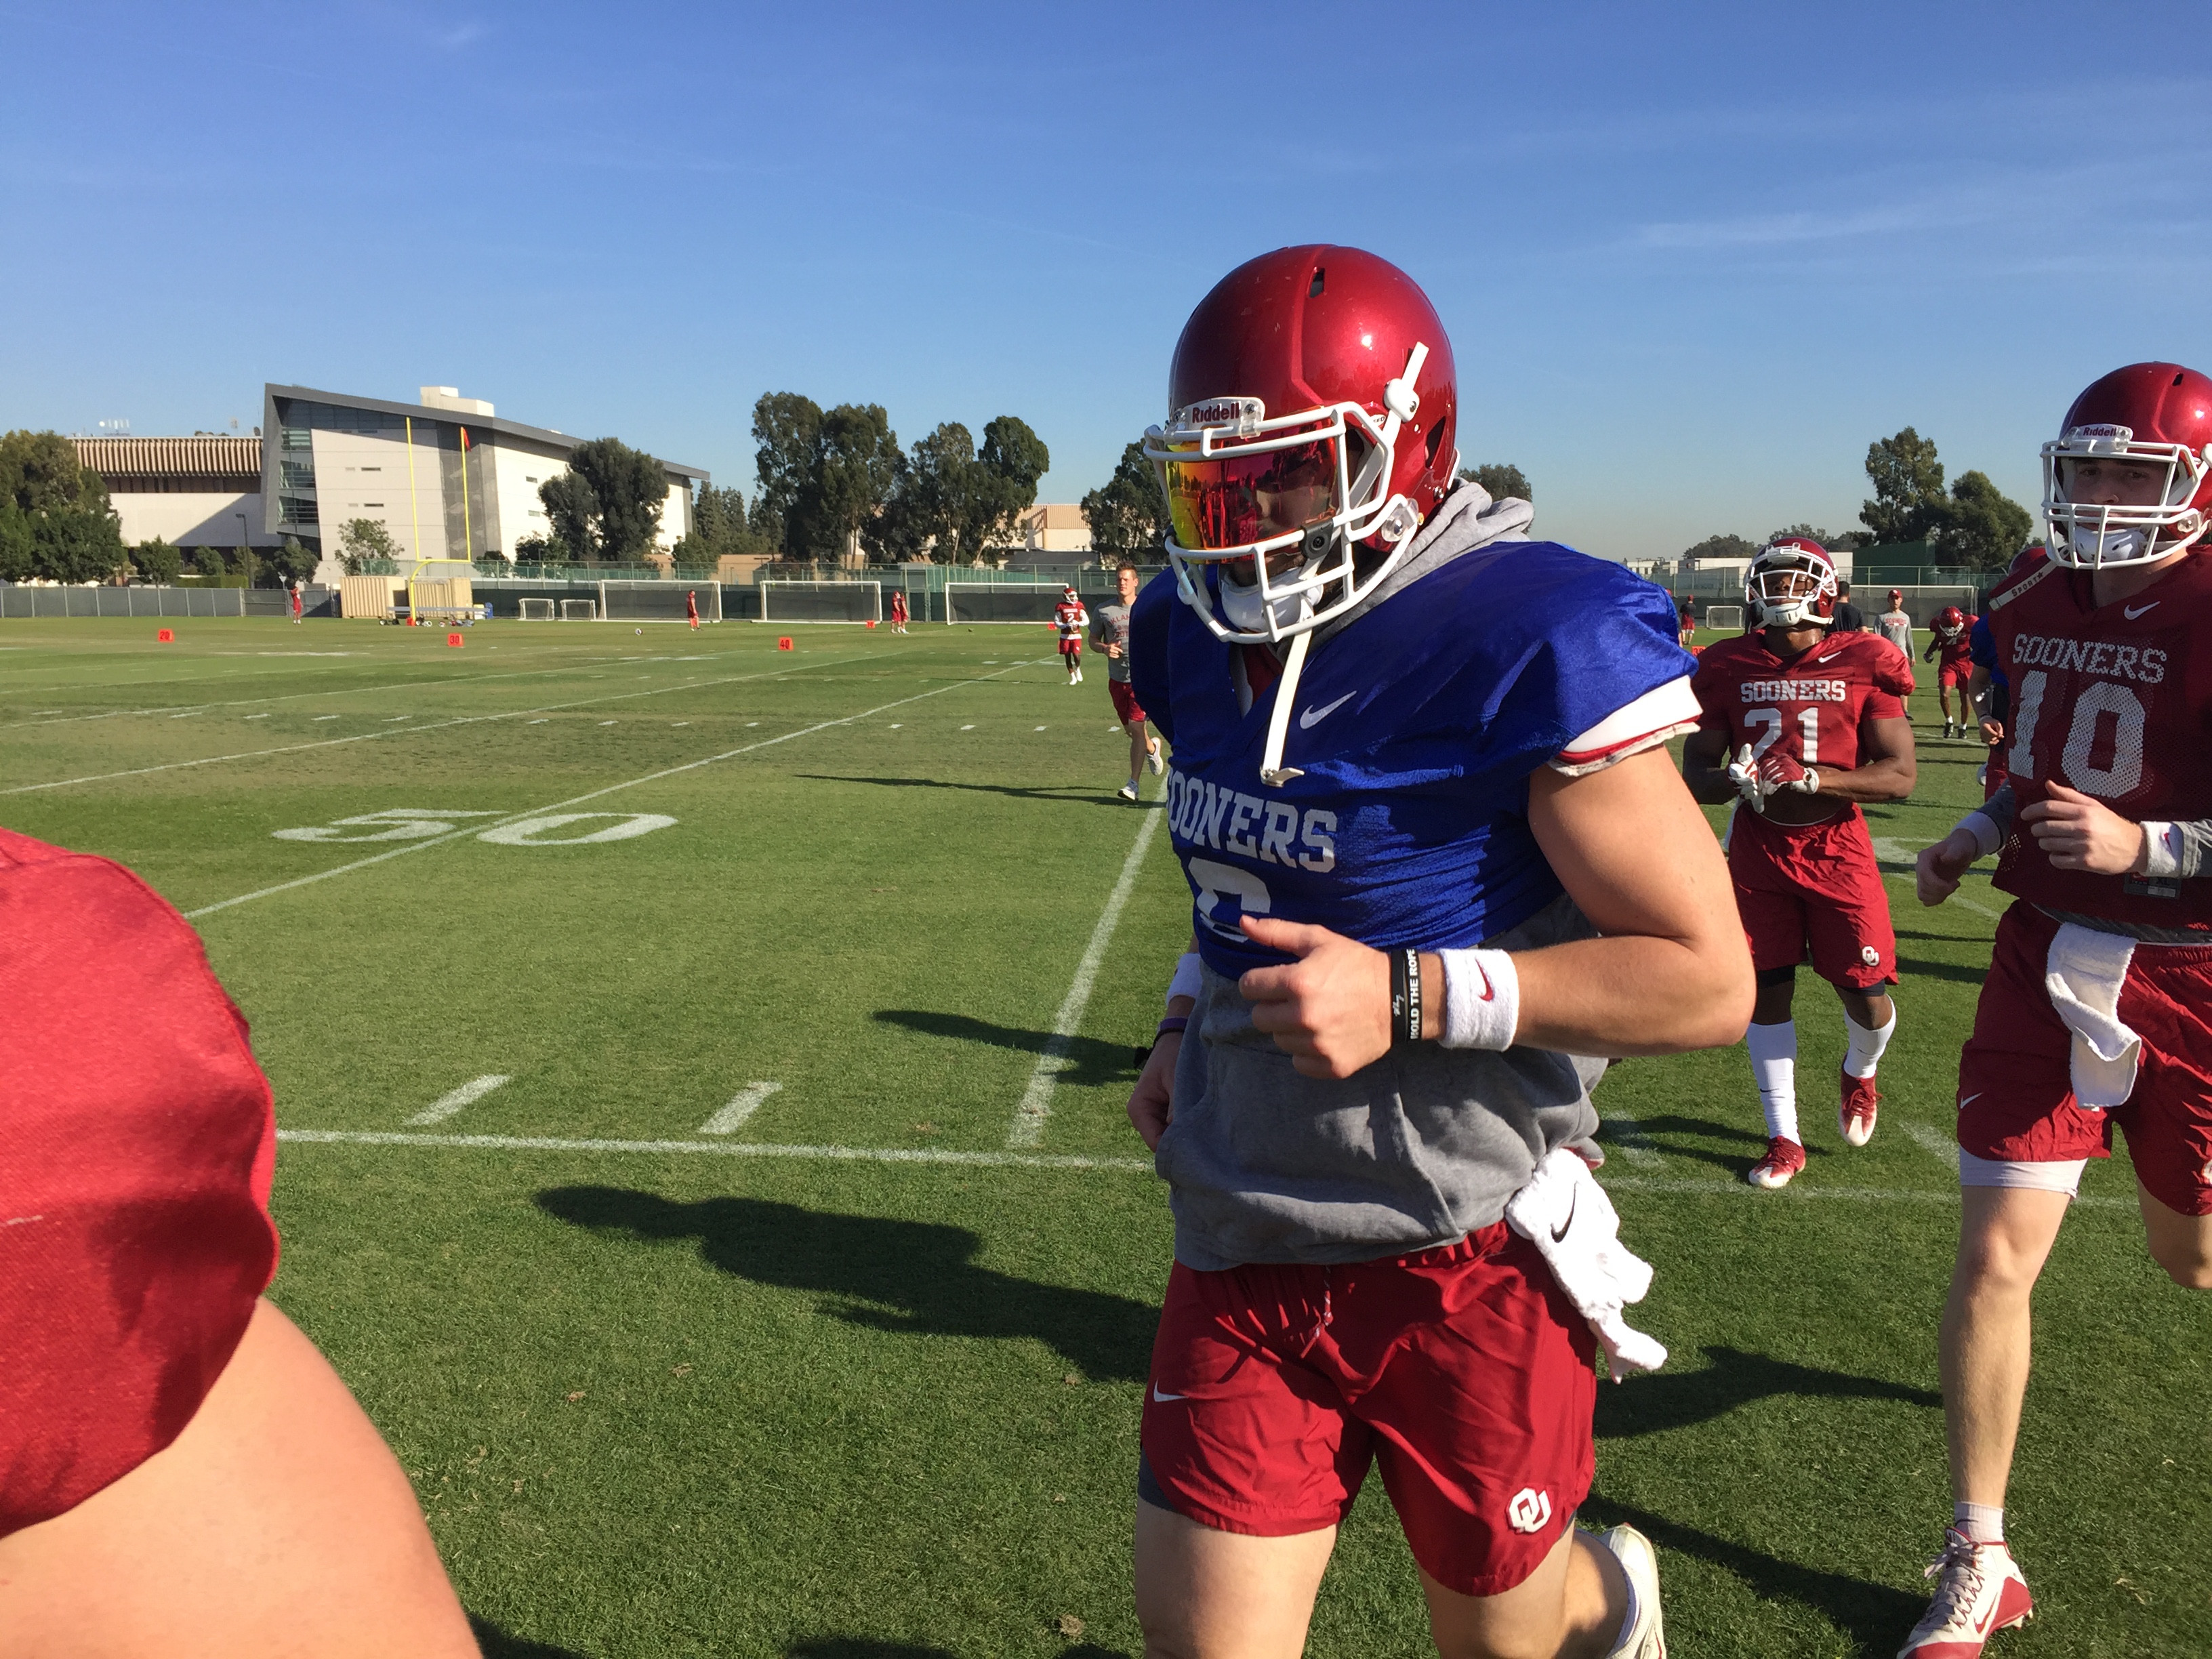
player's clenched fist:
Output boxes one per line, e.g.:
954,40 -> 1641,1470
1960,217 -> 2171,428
1237,915 -> 1393,1078
1916,830 -> 1980,906
1126,1029 -> 1179,1151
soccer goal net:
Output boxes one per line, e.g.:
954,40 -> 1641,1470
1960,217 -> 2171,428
943,580 -> 1065,625
598,580 -> 723,623
1703,604 -> 1745,632
560,598 -> 598,621
518,598 -> 556,621
759,580 -> 881,624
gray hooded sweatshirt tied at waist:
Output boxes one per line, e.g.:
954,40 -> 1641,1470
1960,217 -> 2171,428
1155,485 -> 1612,1272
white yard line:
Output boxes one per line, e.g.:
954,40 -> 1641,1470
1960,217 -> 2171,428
1904,1121 -> 1963,1174
406,1073 -> 513,1126
277,1128 -> 1152,1172
2,653 -> 875,797
697,1082 -> 783,1135
185,665 -> 1021,920
1599,1109 -> 1665,1168
1006,804 -> 1165,1149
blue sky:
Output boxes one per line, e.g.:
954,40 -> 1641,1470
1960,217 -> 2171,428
3,1 -> 2208,560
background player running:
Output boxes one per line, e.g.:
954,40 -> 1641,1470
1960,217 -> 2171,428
1054,585 -> 1088,683
1907,362 -> 2212,1658
1924,604 -> 1979,737
1090,560 -> 1164,800
1683,538 -> 1919,1189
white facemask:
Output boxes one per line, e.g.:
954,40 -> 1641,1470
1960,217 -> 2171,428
1219,571 -> 1313,636
2070,523 -> 2146,564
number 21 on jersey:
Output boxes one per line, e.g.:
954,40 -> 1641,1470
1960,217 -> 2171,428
1745,705 -> 1822,765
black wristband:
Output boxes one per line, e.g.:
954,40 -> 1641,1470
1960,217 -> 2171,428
1391,947 -> 1422,1047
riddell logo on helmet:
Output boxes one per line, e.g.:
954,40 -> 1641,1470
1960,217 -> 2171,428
2070,424 -> 2132,442
1179,397 -> 1264,431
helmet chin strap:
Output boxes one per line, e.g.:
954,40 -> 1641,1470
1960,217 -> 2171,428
1257,628 -> 1313,787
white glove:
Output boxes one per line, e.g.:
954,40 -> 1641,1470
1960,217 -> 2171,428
1505,1148 -> 1668,1382
1726,743 -> 1770,812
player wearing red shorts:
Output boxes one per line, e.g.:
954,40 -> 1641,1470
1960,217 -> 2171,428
1906,363 -> 2212,1656
1055,586 -> 1088,683
1683,538 -> 1918,1189
1091,560 -> 1164,800
1126,245 -> 1754,1659
0,830 -> 475,1653
889,588 -> 909,633
1923,605 -> 1979,737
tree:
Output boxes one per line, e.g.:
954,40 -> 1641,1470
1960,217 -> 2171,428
565,438 -> 668,562
1765,523 -> 1866,551
538,471 -> 600,560
806,404 -> 901,560
0,429 -> 107,514
1939,471 -> 2034,571
972,415 -> 1050,553
1861,428 -> 1946,544
1081,442 -> 1172,560
751,392 -> 825,554
0,510 -> 32,582
869,422 -> 977,564
0,430 -> 124,581
192,544 -> 228,578
336,516 -> 400,576
1680,533 -> 1760,564
1460,462 -> 1532,502
266,535 -> 319,588
133,537 -> 183,584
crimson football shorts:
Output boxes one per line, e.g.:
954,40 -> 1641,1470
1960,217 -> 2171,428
1059,636 -> 1082,657
1727,805 -> 1897,990
1939,662 -> 1973,690
1957,901 -> 2212,1216
1139,1225 -> 1595,1599
1109,679 -> 1147,726
0,831 -> 280,1538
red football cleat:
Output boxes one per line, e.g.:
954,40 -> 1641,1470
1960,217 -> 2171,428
1841,1070 -> 1880,1147
1747,1136 -> 1806,1189
1897,1529 -> 2033,1657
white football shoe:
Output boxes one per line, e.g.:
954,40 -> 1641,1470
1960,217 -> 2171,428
1593,1523 -> 1666,1658
1898,1529 -> 2032,1656
1146,741 -> 1165,775
1118,779 -> 1139,801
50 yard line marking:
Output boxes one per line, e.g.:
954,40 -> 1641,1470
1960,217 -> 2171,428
184,663 -> 1023,920
1006,803 -> 1164,1149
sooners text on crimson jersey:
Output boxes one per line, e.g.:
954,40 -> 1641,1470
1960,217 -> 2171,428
1690,629 -> 1915,778
1986,552 -> 2212,929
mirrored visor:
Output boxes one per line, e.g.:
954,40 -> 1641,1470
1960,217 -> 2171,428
1162,438 -> 1339,554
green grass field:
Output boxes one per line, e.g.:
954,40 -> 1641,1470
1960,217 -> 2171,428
2,615 -> 2205,1658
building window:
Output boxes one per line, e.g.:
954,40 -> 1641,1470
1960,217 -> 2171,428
281,460 -> 316,489
278,494 -> 319,527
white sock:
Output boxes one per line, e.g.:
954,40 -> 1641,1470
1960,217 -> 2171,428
1843,1006 -> 1896,1080
1954,1501 -> 2004,1545
1746,1020 -> 1799,1143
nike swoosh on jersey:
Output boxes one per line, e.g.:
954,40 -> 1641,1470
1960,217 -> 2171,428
1151,1385 -> 1187,1403
2125,600 -> 2160,619
1959,1092 -> 1981,1109
1298,691 -> 1357,730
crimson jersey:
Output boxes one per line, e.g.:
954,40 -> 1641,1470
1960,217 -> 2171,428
1055,600 -> 1088,640
1691,629 -> 1914,802
1931,619 -> 1977,673
1986,552 -> 2212,930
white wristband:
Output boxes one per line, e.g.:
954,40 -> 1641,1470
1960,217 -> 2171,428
1957,810 -> 2005,860
1439,947 -> 1520,1050
1165,951 -> 1203,1009
2142,821 -> 2182,878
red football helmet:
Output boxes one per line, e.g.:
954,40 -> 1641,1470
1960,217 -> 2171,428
1934,605 -> 1966,641
1144,246 -> 1460,646
1746,537 -> 1839,628
2043,361 -> 2212,568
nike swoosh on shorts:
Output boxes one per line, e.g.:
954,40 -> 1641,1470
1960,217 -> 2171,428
1151,1385 -> 1187,1403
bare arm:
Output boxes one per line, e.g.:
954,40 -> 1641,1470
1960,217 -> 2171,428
1237,747 -> 1753,1075
1126,933 -> 1199,1151
1809,712 -> 1916,804
1680,721 -> 1740,806
0,1299 -> 476,1656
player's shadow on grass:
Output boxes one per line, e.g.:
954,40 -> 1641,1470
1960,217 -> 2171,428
535,1187 -> 1157,1382
797,773 -> 1151,811
875,1008 -> 1136,1086
1616,1113 -> 1776,1177
791,1645 -> 1130,1659
1595,1343 -> 1939,1439
1580,1493 -> 1922,1653
469,1615 -> 595,1658
1895,955 -> 1989,985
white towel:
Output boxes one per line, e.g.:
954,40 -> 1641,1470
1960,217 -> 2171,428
2043,922 -> 2141,1109
1504,1148 -> 1668,1382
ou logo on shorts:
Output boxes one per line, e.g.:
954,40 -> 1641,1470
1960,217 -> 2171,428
1507,1488 -> 1552,1535
1860,945 -> 1881,966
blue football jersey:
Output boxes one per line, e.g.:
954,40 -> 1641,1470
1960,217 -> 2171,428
1129,544 -> 1694,978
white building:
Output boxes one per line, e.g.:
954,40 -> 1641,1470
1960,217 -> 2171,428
262,384 -> 707,576
71,435 -> 281,553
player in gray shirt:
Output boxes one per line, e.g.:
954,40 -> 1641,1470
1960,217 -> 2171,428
1090,562 -> 1165,800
